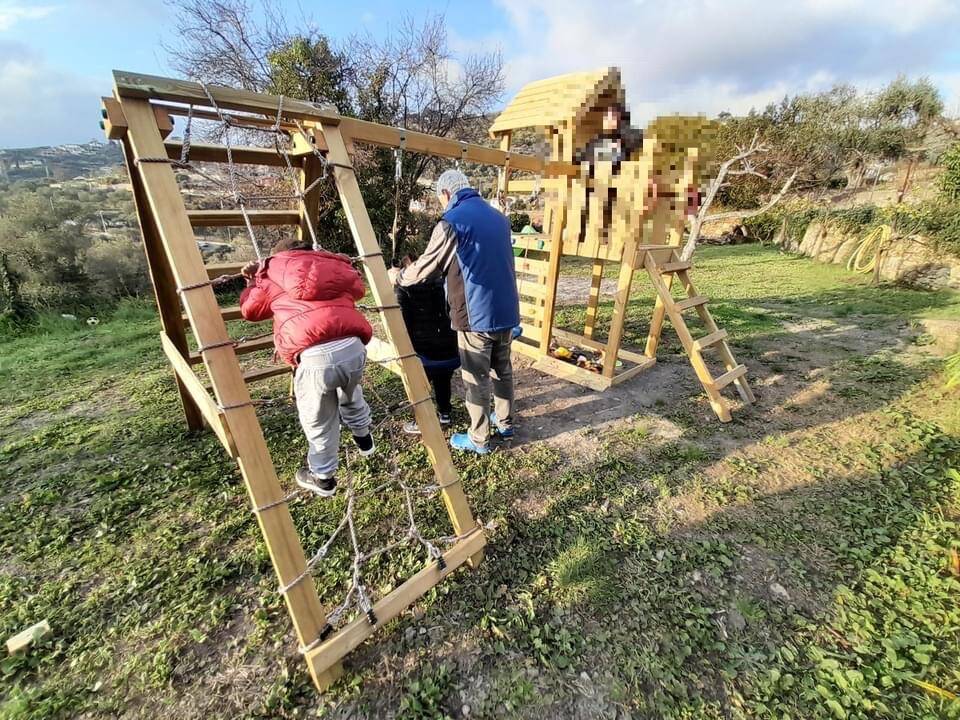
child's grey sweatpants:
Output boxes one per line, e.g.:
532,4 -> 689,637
294,337 -> 372,478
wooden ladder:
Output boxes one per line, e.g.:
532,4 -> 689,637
642,248 -> 755,422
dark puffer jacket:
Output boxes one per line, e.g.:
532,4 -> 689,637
395,279 -> 459,369
239,249 -> 372,366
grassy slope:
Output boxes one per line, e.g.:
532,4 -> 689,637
1,245 -> 959,719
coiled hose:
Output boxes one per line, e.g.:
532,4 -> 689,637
846,224 -> 892,274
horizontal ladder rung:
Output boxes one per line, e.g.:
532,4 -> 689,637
165,141 -> 291,167
660,261 -> 692,273
674,295 -> 708,312
188,209 -> 300,227
206,262 -> 244,279
692,329 -> 728,352
243,364 -> 291,384
188,336 -> 274,364
711,364 -> 748,391
182,305 -> 249,323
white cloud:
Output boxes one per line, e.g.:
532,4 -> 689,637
0,42 -> 101,148
495,0 -> 960,122
0,2 -> 56,32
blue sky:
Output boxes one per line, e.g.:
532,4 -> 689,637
2,0 -> 960,148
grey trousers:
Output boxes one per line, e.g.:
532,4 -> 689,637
294,338 -> 372,478
458,330 -> 514,447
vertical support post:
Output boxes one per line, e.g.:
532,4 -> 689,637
498,133 -> 512,198
119,96 -> 337,689
315,122 -> 483,567
601,237 -> 639,378
119,132 -> 203,431
298,150 -> 324,245
539,179 -> 569,354
583,259 -> 605,339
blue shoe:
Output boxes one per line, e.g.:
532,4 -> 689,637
450,433 -> 490,454
489,412 -> 515,438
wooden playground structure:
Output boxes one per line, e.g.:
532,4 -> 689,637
101,66 -> 753,691
492,68 -> 755,420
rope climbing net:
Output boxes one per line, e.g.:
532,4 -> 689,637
144,86 -> 469,652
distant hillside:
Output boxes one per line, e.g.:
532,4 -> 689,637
0,141 -> 122,182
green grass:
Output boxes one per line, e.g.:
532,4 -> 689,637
1,245 -> 959,719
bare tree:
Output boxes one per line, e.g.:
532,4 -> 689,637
682,131 -> 798,261
351,15 -> 504,255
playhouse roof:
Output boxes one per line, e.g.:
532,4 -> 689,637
489,67 -> 623,138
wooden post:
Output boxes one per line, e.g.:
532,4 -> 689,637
120,132 -> 203,432
298,148 -> 324,245
600,230 -> 639,378
583,259 -> 605,339
539,180 -> 569,353
315,122 -> 483,566
118,95 -> 338,689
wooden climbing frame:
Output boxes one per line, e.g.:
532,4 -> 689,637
102,70 -> 575,691
492,67 -> 755,421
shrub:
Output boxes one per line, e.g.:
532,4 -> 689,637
938,142 -> 960,201
509,212 -> 531,233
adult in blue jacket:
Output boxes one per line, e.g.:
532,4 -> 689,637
392,169 -> 520,454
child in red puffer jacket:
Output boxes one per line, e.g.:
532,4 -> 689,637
240,236 -> 375,497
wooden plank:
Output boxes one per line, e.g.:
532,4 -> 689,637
160,332 -> 238,457
515,257 -> 549,276
601,221 -> 641,378
206,262 -> 245,279
660,261 -> 692,273
511,337 -> 542,359
188,335 -> 273,364
519,300 -> 545,322
337,117 -> 577,177
101,96 -> 173,140
118,119 -> 204,432
692,329 -> 728,352
511,234 -> 550,253
114,70 -> 341,124
243,364 -> 291,384
531,353 -> 612,392
188,209 -> 300,227
297,128 -> 324,245
519,321 -> 542,338
304,529 -> 487,686
675,295 -> 708,312
315,123 -> 482,575
165,141 -> 290,167
711,364 -> 748,391
609,356 -> 657,386
539,179 -> 567,352
6,620 -> 50,654
516,278 -> 548,300
182,305 -> 247,323
583,258 -> 605,339
119,96 -> 333,689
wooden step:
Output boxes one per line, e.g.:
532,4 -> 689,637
188,336 -> 274,364
206,261 -> 245,279
711,364 -> 748,391
674,295 -> 708,312
242,364 -> 291,384
660,261 -> 692,273
188,209 -> 300,227
165,140 -> 289,167
692,329 -> 728,352
183,305 -> 250,323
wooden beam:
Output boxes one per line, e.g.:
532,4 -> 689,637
316,122 -> 483,567
101,96 -> 174,141
304,529 -> 486,687
119,95 -> 334,688
609,357 -> 657,386
205,262 -> 244,279
165,141 -> 291,167
711,364 -> 747,391
187,209 -> 300,227
114,70 -> 341,124
119,117 -> 204,432
188,335 -> 274,364
539,180 -> 567,353
531,354 -> 612,392
692,329 -> 728,352
160,332 -> 238,456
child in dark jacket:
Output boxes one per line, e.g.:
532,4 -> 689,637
394,262 -> 460,434
239,237 -> 375,497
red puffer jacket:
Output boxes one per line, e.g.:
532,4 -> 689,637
239,249 -> 372,366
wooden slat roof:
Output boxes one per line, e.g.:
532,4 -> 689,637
489,67 -> 622,137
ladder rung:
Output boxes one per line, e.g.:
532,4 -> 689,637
660,261 -> 691,273
182,305 -> 247,323
165,141 -> 290,167
188,336 -> 274,364
188,209 -> 300,227
692,329 -> 728,352
242,364 -> 291,384
711,364 -> 748,391
206,262 -> 245,279
674,295 -> 708,312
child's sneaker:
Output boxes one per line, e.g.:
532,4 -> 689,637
402,421 -> 421,436
295,468 -> 337,497
438,413 -> 451,425
353,431 -> 375,456
450,433 -> 490,454
489,412 -> 515,438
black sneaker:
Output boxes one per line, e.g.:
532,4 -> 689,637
353,432 -> 375,456
295,468 -> 337,497
438,413 -> 451,425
